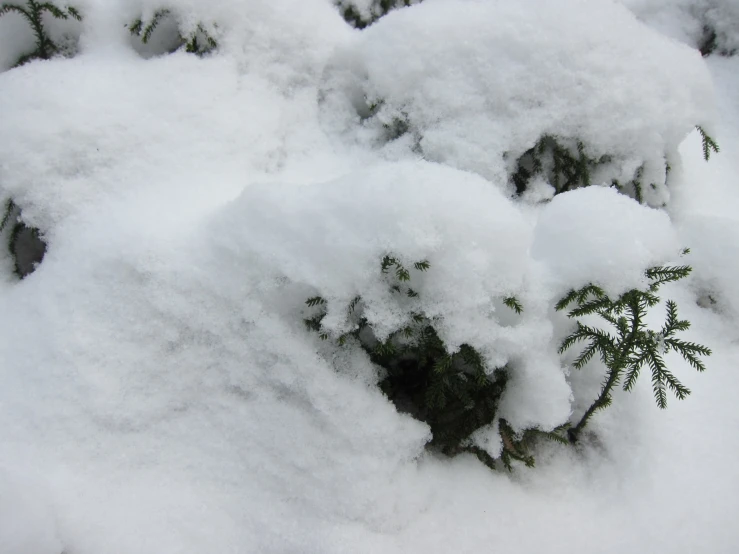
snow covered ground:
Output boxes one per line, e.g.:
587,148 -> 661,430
0,1 -> 738,552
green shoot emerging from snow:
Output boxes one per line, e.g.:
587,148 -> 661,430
557,264 -> 710,442
302,254 -> 552,471
1,1 -> 81,66
696,126 -> 720,161
128,9 -> 217,56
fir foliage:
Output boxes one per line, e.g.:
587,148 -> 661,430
557,264 -> 710,442
128,9 -> 217,57
0,199 -> 46,278
510,134 -> 663,204
303,254 -> 540,470
0,198 -> 15,234
334,0 -> 422,29
698,23 -> 737,57
513,131 -> 719,204
0,1 -> 82,67
696,126 -> 720,161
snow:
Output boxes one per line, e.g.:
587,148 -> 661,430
1,0 -> 739,552
320,0 -> 714,204
532,185 -> 681,296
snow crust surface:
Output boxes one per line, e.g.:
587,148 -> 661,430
1,0 -> 738,553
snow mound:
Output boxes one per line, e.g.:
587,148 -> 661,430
320,0 -> 713,203
532,186 -> 681,296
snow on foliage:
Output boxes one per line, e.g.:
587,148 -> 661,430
320,0 -> 714,205
0,0 -> 737,552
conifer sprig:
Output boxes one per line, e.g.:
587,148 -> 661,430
0,199 -> 16,232
696,126 -> 720,161
301,254 -> 537,470
558,264 -> 710,442
503,296 -> 523,314
1,1 -> 82,66
128,9 -> 217,56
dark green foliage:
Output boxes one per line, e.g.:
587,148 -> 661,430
696,126 -> 720,161
511,135 -> 609,197
698,23 -> 737,57
699,25 -> 719,57
0,1 -> 82,67
1,199 -> 46,278
513,131 -> 717,204
335,0 -> 422,29
303,255 -> 543,470
503,296 -> 523,315
510,134 -> 660,203
0,199 -> 14,233
511,134 -> 667,205
557,264 -> 710,442
128,9 -> 217,57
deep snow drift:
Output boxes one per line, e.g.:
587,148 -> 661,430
1,1 -> 738,553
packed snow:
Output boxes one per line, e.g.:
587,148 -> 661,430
1,0 -> 738,552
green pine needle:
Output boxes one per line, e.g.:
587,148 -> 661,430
560,264 -> 710,440
697,126 -> 720,161
503,296 -> 523,314
305,296 -> 326,307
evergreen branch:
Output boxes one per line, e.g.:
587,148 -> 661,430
414,260 -> 430,271
659,367 -> 691,401
559,272 -> 708,440
661,300 -> 691,336
130,9 -> 171,43
555,284 -> 606,312
567,296 -> 613,318
395,264 -> 410,281
381,255 -> 396,272
652,372 -> 667,409
646,265 -> 692,290
128,18 -> 143,35
572,340 -> 600,370
697,126 -> 720,161
503,296 -> 523,314
305,296 -> 326,307
303,315 -> 324,333
623,354 -> 647,392
347,296 -> 361,314
555,289 -> 579,312
0,199 -> 15,232
433,354 -> 453,374
664,338 -> 710,371
37,2 -> 68,19
0,3 -> 30,17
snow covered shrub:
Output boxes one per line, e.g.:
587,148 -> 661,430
0,0 -> 81,67
334,0 -> 422,28
320,0 -> 713,207
303,254 -> 562,469
128,8 -> 217,57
